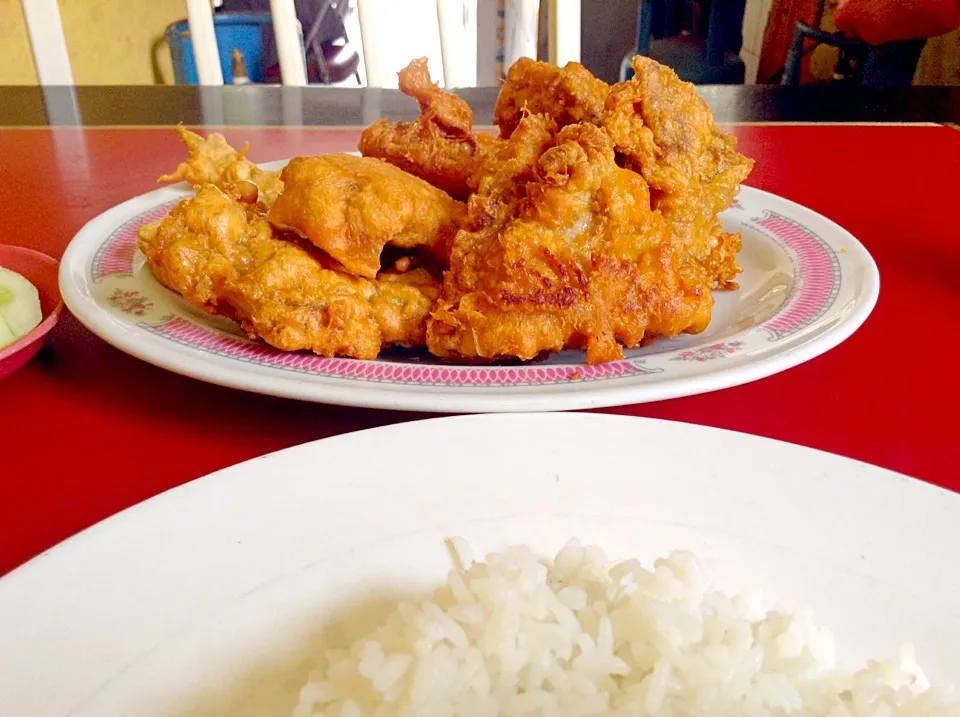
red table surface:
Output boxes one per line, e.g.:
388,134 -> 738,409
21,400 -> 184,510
1,125 -> 958,577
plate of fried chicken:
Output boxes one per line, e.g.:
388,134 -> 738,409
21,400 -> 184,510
59,56 -> 879,412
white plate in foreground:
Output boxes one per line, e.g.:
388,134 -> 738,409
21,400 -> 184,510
0,413 -> 957,717
58,161 -> 879,412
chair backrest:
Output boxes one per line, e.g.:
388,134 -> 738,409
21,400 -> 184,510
21,0 -> 74,85
358,0 -> 581,88
22,0 -> 580,88
437,0 -> 478,88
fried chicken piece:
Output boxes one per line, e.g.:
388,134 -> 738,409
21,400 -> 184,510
358,58 -> 496,199
138,185 -> 439,360
465,112 -> 558,223
427,120 -> 713,365
602,56 -> 754,288
493,56 -> 751,288
268,153 -> 465,280
159,125 -> 284,206
494,58 -> 610,139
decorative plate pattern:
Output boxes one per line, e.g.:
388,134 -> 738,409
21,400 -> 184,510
59,176 -> 879,411
751,211 -> 841,341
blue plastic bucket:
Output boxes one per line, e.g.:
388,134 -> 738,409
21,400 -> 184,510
166,13 -> 273,84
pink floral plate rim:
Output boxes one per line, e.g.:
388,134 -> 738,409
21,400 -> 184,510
83,192 -> 844,388
61,178 -> 878,405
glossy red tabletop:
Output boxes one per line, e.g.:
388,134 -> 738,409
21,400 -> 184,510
1,124 -> 958,577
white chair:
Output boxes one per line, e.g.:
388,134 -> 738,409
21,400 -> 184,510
20,0 -> 306,87
21,0 -> 74,86
361,0 -> 581,88
21,0 -> 580,89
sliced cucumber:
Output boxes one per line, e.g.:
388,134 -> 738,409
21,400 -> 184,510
0,311 -> 16,347
0,267 -> 43,349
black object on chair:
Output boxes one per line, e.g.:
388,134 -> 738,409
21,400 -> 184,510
302,0 -> 361,85
222,0 -> 360,84
621,0 -> 747,84
781,21 -> 926,87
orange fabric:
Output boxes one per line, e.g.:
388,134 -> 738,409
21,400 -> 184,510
758,0 -> 822,83
834,0 -> 960,45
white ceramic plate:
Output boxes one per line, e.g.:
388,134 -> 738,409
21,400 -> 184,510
59,161 -> 879,412
1,413 -> 957,717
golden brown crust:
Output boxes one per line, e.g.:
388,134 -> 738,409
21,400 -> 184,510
357,58 -> 496,199
143,54 -> 753,365
138,186 -> 439,360
267,154 -> 464,279
494,58 -> 610,139
427,121 -> 713,365
159,125 -> 284,206
493,57 -> 751,290
602,57 -> 754,289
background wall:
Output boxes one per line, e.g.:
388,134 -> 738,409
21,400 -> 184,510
915,27 -> 960,84
0,0 -> 957,87
0,0 -> 38,84
579,0 -> 641,83
0,0 -> 180,85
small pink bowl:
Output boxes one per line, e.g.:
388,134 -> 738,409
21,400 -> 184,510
0,245 -> 64,381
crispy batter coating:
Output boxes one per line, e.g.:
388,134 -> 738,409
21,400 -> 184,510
141,55 -> 753,366
159,125 -> 284,206
465,113 -> 558,223
493,58 -> 610,139
493,56 -> 752,289
268,153 -> 464,279
602,57 -> 754,288
138,185 -> 439,360
358,58 -> 496,199
427,119 -> 713,365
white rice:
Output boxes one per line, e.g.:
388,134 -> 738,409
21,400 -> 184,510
293,540 -> 957,717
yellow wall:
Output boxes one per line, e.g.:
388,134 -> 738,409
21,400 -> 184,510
0,0 -> 38,84
0,0 -> 183,85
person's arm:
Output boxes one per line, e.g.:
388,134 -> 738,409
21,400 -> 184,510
834,0 -> 960,45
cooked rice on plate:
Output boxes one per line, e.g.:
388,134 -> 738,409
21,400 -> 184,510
293,540 -> 957,717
